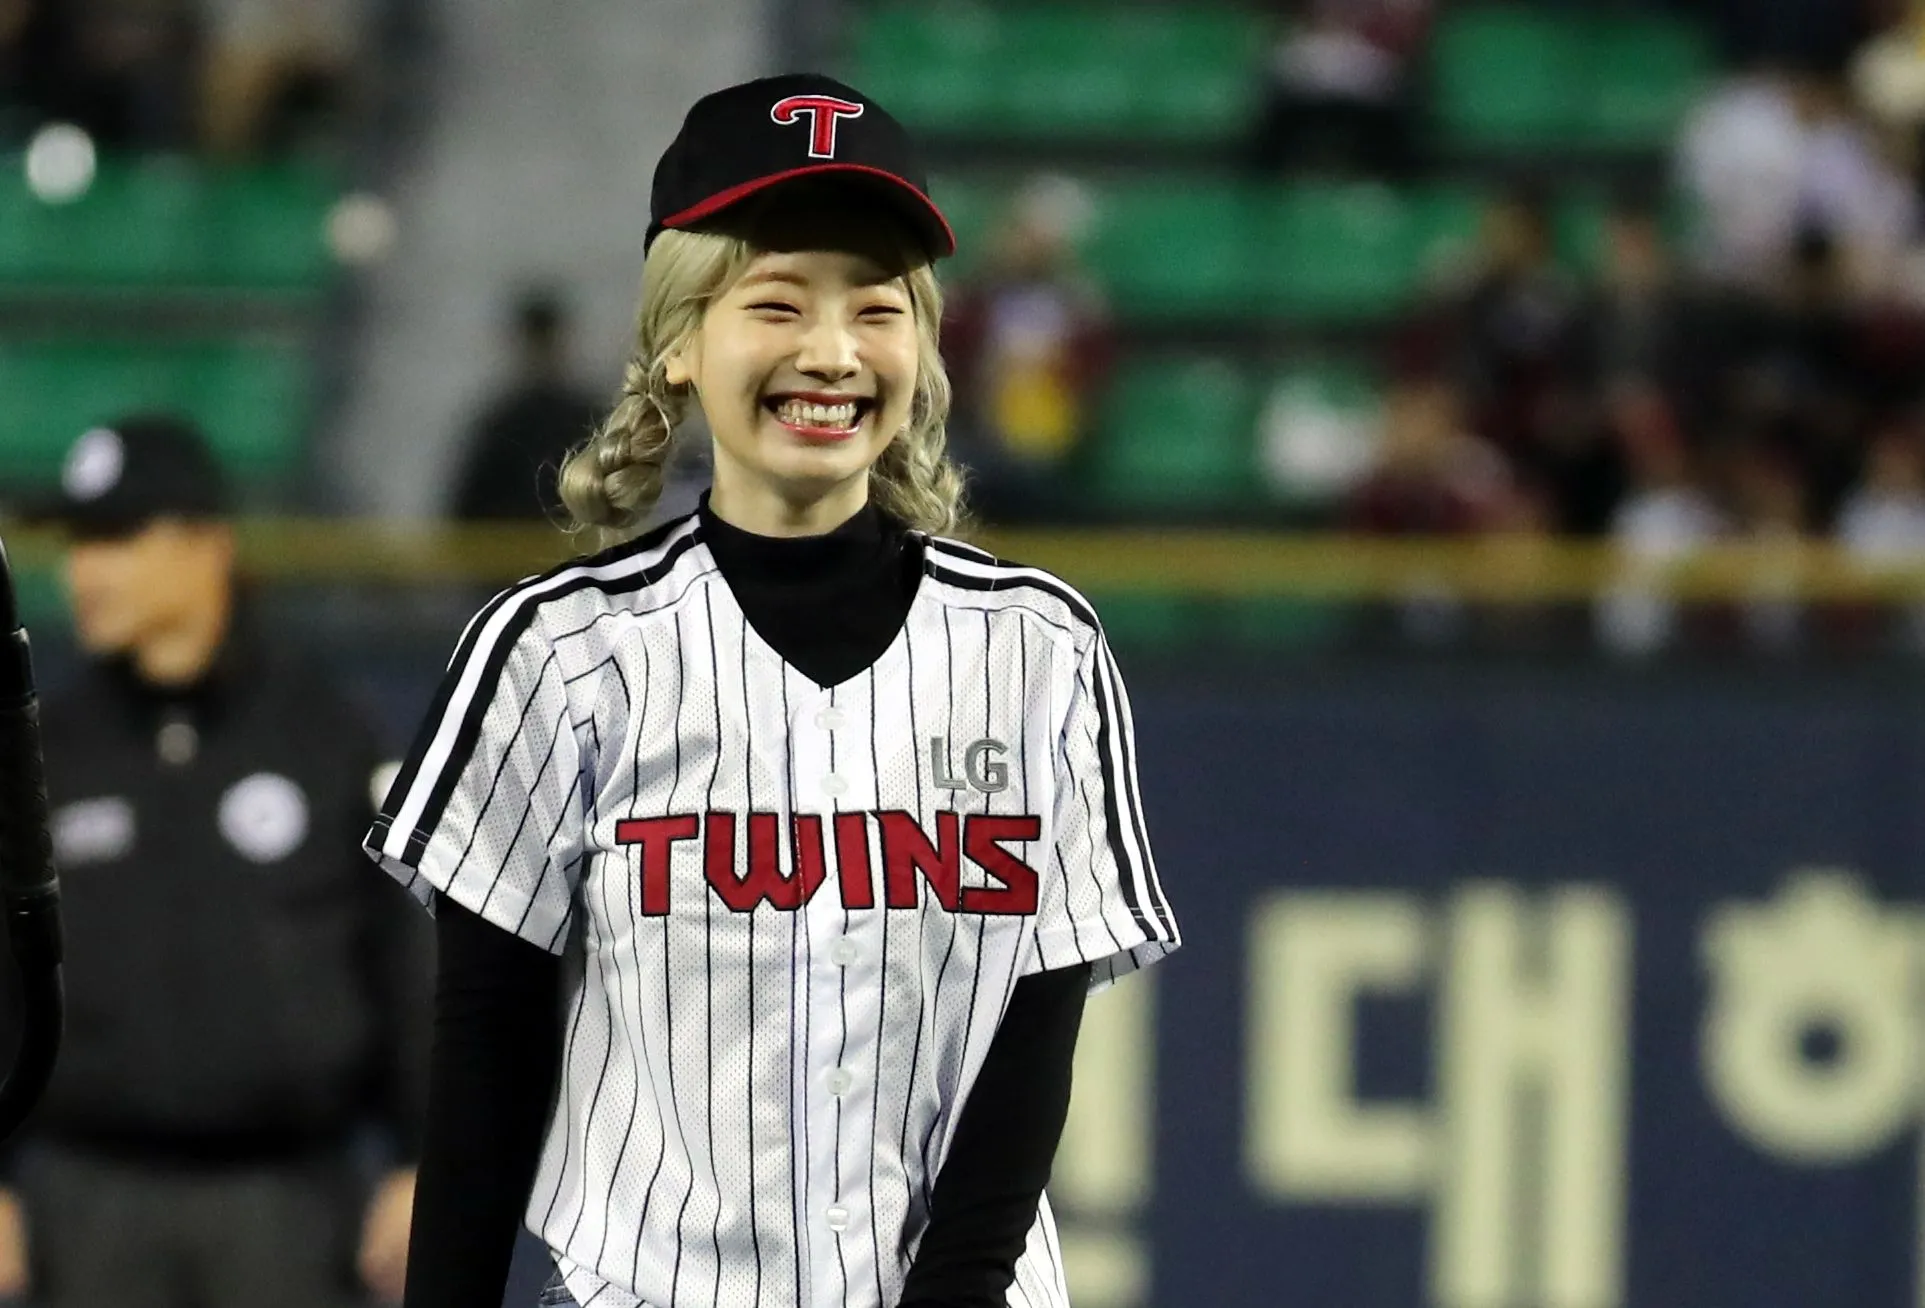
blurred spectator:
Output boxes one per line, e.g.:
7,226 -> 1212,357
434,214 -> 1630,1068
1437,188 -> 1589,522
1678,64 -> 1917,294
1585,195 -> 1696,395
1852,0 -> 1925,151
1596,415 -> 1724,655
1687,0 -> 1869,71
1725,441 -> 1810,650
1837,417 -> 1925,646
1717,229 -> 1873,522
200,0 -> 366,154
1247,0 -> 1430,175
19,0 -> 199,149
942,174 -> 1113,524
0,415 -> 427,1307
450,288 -> 604,523
1344,373 -> 1514,533
1838,417 -> 1925,557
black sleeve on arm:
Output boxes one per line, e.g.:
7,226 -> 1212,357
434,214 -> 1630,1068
403,893 -> 564,1308
898,963 -> 1092,1308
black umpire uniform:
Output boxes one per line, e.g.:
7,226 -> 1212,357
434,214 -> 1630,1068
1,418 -> 428,1308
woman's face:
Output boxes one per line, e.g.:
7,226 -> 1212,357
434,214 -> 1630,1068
668,244 -> 919,530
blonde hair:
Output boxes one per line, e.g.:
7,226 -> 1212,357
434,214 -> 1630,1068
558,225 -> 963,545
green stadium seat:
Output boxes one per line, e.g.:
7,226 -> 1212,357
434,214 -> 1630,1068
1583,13 -> 1712,151
1127,8 -> 1264,139
1260,182 -> 1421,323
205,164 -> 338,289
1408,185 -> 1486,287
1089,355 -> 1257,511
995,7 -> 1137,138
1432,9 -> 1586,152
0,340 -> 313,488
849,3 -> 1262,141
0,159 -> 338,291
849,4 -> 1002,133
1082,182 -> 1257,318
926,175 -> 1004,276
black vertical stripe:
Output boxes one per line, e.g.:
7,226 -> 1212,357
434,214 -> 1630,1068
441,650 -> 556,906
672,587 -> 727,1304
1040,1200 -> 1068,1298
940,613 -> 991,1154
739,615 -> 764,1308
896,614 -> 932,1232
1097,642 -> 1176,939
797,675 -> 816,1297
542,658 -> 623,1240
917,610 -> 966,1203
865,663 -> 890,1308
782,668 -> 806,1308
636,617 -> 691,1282
990,622 -> 1027,1014
592,639 -> 652,1267
1086,655 -> 1153,931
540,713 -> 601,1239
828,680 -> 852,1304
1073,717 -> 1127,958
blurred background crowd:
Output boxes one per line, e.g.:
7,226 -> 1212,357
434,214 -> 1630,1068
5,0 -> 1925,660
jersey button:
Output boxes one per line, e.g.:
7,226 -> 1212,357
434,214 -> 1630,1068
828,937 -> 859,966
815,707 -> 846,731
825,1205 -> 851,1232
827,1068 -> 856,1096
820,774 -> 849,798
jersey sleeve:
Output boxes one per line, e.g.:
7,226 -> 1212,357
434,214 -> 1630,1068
363,609 -> 589,955
1032,629 -> 1180,988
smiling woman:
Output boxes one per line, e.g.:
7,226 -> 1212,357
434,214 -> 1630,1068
378,72 -> 1176,1308
558,183 -> 960,543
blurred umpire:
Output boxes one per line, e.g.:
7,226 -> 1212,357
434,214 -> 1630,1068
0,416 -> 429,1307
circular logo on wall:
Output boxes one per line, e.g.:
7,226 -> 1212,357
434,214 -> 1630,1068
218,773 -> 310,864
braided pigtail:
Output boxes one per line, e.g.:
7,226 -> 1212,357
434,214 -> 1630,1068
558,229 -> 758,546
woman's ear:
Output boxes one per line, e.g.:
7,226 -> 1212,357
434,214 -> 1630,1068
663,332 -> 700,389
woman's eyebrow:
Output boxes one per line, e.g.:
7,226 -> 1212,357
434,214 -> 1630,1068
738,270 -> 809,289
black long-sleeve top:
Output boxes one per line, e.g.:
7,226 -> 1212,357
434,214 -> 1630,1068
404,499 -> 1089,1308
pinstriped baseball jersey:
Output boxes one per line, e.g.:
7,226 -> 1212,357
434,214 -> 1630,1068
364,510 -> 1178,1308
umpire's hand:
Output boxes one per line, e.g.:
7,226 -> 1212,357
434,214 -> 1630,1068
358,1167 -> 415,1302
0,1188 -> 25,1299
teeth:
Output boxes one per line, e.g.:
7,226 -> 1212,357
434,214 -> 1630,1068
775,398 -> 860,429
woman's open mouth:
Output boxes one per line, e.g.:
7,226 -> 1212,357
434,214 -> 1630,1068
765,395 -> 874,443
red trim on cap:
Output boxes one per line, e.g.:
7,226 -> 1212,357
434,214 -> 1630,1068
660,164 -> 957,256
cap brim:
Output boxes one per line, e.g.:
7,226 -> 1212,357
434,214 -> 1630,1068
657,163 -> 956,259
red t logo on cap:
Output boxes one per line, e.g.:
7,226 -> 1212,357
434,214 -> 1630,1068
770,95 -> 865,160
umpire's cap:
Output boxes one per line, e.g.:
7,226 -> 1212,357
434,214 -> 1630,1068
45,415 -> 231,538
646,73 -> 955,260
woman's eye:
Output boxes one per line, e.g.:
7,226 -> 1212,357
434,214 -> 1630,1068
749,301 -> 799,314
860,305 -> 906,319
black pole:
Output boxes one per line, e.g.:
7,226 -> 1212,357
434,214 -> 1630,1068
0,534 -> 62,1142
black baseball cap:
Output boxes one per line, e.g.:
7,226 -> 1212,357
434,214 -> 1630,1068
646,73 -> 955,260
42,414 -> 230,537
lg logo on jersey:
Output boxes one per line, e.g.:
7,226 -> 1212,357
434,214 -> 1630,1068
614,810 -> 1041,917
930,735 -> 1009,794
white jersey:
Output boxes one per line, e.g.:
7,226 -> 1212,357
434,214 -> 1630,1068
365,511 -> 1179,1308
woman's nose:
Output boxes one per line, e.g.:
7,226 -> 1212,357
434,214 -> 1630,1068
794,319 -> 860,381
